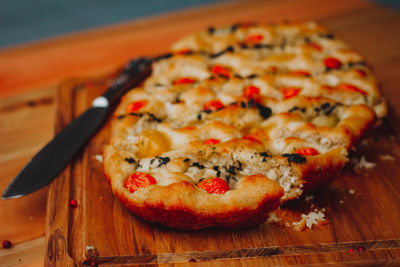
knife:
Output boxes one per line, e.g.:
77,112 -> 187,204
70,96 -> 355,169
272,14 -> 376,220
2,57 -> 153,199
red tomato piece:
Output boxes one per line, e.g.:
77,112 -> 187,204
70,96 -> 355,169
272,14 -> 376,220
126,100 -> 147,113
204,138 -> 220,145
173,77 -> 196,85
245,34 -> 264,44
323,57 -> 342,69
242,136 -> 261,143
295,147 -> 319,156
197,177 -> 230,194
181,126 -> 196,130
337,84 -> 367,95
204,100 -> 224,112
175,48 -> 192,55
243,85 -> 261,101
354,69 -> 367,77
211,65 -> 230,78
282,88 -> 301,99
309,42 -> 322,51
268,66 -> 278,72
124,172 -> 156,193
290,70 -> 311,77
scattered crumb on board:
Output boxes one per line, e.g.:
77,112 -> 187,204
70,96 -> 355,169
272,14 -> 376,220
353,156 -> 376,171
379,154 -> 395,161
267,212 -> 281,223
268,208 -> 327,231
292,209 -> 327,231
349,189 -> 355,195
305,195 -> 314,201
94,154 -> 103,163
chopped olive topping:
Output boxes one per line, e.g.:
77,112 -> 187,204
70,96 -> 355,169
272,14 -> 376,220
247,74 -> 258,79
319,103 -> 336,115
282,153 -> 306,164
225,175 -> 237,184
155,83 -> 163,87
324,106 -> 336,115
218,73 -> 229,79
237,160 -> 242,169
234,74 -> 243,79
304,36 -> 311,44
191,162 -> 205,169
124,157 -> 136,164
225,161 -> 243,175
197,113 -> 202,120
256,103 -> 272,119
231,23 -> 240,32
321,103 -> 330,110
213,166 -> 221,177
240,43 -> 248,49
288,106 -> 306,113
348,61 -> 366,67
146,113 -> 163,123
183,158 -> 191,163
207,26 -> 215,34
323,33 -> 335,39
247,98 -> 256,108
116,112 -> 162,123
227,165 -> 237,175
117,112 -> 143,120
154,53 -> 173,61
240,101 -> 247,108
151,156 -> 170,167
259,152 -> 271,162
209,46 -> 234,59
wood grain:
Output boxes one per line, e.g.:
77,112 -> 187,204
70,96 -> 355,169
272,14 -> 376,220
0,88 -> 54,244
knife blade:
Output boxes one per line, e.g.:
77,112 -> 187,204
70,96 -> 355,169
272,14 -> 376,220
2,57 -> 152,199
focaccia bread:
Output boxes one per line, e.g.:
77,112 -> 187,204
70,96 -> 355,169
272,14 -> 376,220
103,22 -> 386,230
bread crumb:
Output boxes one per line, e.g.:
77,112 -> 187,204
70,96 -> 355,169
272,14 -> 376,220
305,195 -> 314,201
292,209 -> 326,231
268,212 -> 281,223
339,200 -> 344,204
95,154 -> 103,163
360,139 -> 369,146
379,154 -> 395,161
349,189 -> 355,194
354,156 -> 376,171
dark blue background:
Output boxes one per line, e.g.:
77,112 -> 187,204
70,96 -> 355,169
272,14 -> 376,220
0,0 -> 398,49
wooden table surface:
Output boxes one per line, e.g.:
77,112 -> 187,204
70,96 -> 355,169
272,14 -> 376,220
1,0 -> 400,266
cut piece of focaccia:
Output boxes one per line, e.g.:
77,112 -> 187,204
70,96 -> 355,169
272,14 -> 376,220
103,21 -> 386,230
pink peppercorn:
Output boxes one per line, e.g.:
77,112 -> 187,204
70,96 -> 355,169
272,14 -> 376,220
2,240 -> 12,249
69,199 -> 78,208
357,246 -> 366,251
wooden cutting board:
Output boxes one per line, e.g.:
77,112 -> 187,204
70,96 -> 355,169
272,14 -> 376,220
45,66 -> 400,267
43,2 -> 400,266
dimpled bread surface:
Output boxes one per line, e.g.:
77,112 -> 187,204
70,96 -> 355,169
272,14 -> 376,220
103,21 -> 386,230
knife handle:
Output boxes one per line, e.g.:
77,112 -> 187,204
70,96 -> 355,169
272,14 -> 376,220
98,57 -> 153,108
